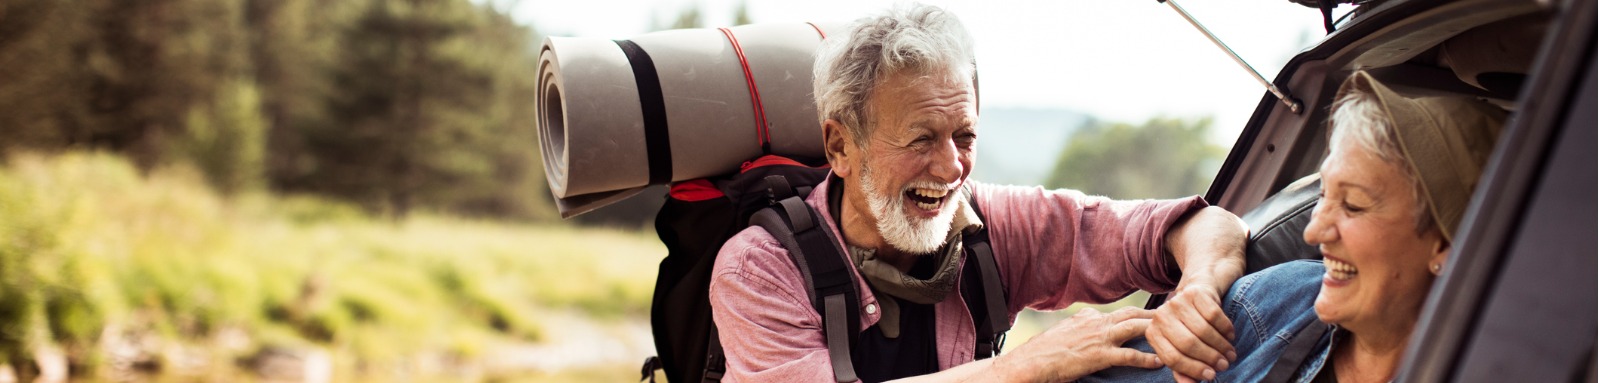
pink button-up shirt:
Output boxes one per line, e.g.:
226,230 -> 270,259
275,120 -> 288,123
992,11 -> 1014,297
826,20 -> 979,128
708,177 -> 1206,382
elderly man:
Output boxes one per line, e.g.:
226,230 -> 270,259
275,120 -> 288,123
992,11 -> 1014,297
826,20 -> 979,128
708,4 -> 1248,382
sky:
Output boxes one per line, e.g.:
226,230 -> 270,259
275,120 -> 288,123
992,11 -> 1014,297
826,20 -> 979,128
513,0 -> 1351,144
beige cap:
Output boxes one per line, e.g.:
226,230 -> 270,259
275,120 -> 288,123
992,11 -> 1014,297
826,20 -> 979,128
1335,71 -> 1507,242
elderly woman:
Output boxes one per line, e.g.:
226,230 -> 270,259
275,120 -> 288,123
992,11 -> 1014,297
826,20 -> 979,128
1095,71 -> 1506,383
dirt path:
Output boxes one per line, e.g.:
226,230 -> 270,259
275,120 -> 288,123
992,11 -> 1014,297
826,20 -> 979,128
485,309 -> 655,376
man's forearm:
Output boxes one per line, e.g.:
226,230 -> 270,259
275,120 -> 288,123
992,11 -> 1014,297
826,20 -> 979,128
1165,206 -> 1248,294
1148,205 -> 1248,381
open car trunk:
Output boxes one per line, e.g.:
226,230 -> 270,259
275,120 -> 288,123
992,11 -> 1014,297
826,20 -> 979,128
1189,0 -> 1597,381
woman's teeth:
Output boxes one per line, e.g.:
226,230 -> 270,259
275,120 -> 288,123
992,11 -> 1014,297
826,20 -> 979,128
1326,258 -> 1359,281
908,188 -> 948,210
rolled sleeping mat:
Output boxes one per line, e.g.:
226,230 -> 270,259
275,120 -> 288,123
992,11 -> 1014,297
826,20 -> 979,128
537,22 -> 842,218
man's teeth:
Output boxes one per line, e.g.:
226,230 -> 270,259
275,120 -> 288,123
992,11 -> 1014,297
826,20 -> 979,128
910,188 -> 948,210
912,188 -> 948,199
1326,258 -> 1359,281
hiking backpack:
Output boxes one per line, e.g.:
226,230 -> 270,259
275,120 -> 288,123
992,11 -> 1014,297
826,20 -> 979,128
641,154 -> 1012,383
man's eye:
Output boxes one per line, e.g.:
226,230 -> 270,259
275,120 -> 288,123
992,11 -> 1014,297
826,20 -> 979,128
956,134 -> 977,145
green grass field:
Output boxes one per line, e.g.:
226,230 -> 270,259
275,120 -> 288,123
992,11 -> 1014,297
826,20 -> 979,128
0,151 -> 662,381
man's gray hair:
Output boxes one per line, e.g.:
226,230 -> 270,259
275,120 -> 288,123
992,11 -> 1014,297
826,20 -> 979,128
1327,90 -> 1435,236
812,3 -> 976,147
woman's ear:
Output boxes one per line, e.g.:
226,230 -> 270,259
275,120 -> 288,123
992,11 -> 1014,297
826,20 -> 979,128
823,119 -> 854,178
1429,237 -> 1452,276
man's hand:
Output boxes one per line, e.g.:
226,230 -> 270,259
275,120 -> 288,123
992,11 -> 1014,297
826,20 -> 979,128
991,307 -> 1163,382
1148,282 -> 1236,382
1157,205 -> 1248,382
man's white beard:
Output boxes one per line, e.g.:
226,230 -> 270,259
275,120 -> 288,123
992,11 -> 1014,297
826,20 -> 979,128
860,162 -> 959,254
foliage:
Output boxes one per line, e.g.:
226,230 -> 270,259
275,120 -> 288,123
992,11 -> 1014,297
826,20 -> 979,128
0,0 -> 551,220
1044,117 -> 1228,200
174,78 -> 270,194
653,3 -> 705,31
734,1 -> 754,26
0,152 -> 661,378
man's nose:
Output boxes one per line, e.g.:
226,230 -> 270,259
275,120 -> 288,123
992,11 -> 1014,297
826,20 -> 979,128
1303,200 -> 1338,245
928,138 -> 964,183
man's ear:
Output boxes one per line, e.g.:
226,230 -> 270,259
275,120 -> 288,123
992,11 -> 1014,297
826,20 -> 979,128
823,118 -> 855,178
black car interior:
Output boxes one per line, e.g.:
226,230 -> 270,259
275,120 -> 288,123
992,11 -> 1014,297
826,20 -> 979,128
1235,2 -> 1554,275
1266,3 -> 1552,196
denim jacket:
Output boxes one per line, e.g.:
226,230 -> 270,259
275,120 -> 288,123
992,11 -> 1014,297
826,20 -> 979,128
1083,260 -> 1335,383
1212,260 -> 1335,383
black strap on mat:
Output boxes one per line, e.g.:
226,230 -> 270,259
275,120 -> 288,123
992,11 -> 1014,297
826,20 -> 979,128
1264,320 -> 1332,383
613,39 -> 674,185
751,197 -> 862,383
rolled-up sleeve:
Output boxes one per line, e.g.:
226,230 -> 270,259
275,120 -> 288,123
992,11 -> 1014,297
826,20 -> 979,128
972,183 -> 1207,315
709,226 -> 844,383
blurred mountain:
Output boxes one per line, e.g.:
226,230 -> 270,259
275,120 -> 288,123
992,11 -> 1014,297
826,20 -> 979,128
972,106 -> 1091,186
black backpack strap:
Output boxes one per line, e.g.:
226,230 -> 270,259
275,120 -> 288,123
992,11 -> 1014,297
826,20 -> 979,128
962,194 -> 1011,359
640,356 -> 662,382
703,325 -> 726,382
764,175 -> 795,203
968,240 -> 1010,358
762,174 -> 815,202
750,197 -> 861,383
1264,319 -> 1332,383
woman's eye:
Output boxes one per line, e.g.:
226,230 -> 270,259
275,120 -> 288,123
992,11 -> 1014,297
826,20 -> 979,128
1342,200 -> 1366,213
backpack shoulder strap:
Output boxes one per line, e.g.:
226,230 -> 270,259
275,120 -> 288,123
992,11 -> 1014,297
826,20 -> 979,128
701,325 -> 725,382
962,193 -> 1012,359
749,196 -> 861,383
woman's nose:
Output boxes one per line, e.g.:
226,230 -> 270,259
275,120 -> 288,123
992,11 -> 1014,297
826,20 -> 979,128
1303,200 -> 1339,245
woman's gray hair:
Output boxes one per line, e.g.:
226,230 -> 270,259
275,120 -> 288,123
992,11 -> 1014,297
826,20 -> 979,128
812,3 -> 976,147
1327,90 -> 1437,236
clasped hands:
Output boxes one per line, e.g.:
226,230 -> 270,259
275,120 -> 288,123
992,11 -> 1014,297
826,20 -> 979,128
993,282 -> 1234,383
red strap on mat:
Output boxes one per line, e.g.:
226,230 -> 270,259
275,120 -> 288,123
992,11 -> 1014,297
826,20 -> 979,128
805,22 -> 828,39
718,28 -> 772,152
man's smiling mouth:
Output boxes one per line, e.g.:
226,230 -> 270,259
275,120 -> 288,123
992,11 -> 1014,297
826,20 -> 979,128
906,187 -> 950,211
